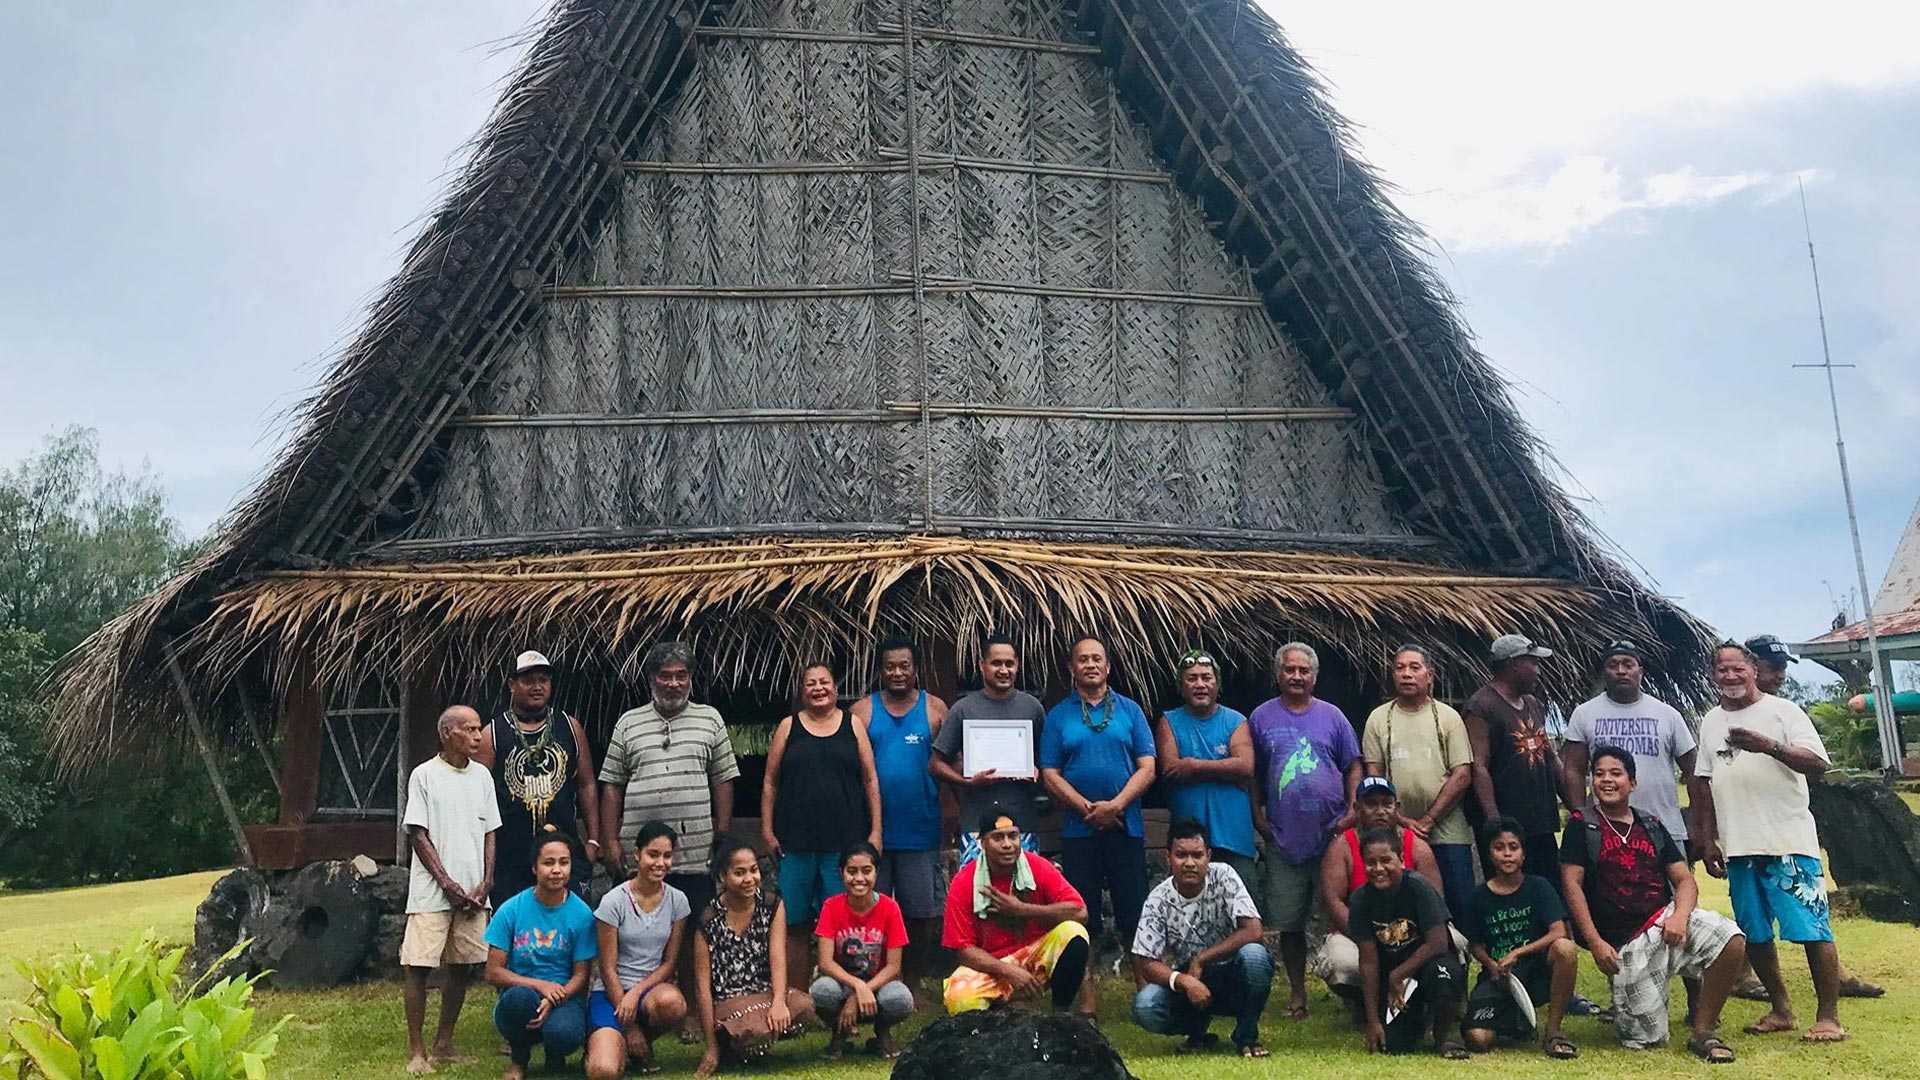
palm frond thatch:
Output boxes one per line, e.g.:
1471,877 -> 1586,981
46,536 -> 1707,768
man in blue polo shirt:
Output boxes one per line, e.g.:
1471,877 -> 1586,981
1040,635 -> 1156,1009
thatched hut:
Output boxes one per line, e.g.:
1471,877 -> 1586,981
52,0 -> 1712,868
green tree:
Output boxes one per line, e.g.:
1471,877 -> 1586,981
0,427 -> 273,887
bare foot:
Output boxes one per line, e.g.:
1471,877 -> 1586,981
1286,997 -> 1310,1020
503,1064 -> 526,1080
1744,1012 -> 1795,1035
1804,1020 -> 1849,1043
430,1041 -> 462,1064
406,1054 -> 436,1075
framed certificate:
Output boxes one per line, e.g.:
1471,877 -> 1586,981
963,719 -> 1036,779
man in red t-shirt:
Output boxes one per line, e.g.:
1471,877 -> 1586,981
941,806 -> 1091,1014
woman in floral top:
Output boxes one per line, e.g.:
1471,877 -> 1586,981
693,838 -> 815,1075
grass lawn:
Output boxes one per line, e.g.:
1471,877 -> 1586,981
4,869 -> 1916,1078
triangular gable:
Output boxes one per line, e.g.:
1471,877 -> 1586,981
1876,498 -> 1920,616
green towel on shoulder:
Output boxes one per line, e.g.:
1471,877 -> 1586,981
974,851 -> 1036,917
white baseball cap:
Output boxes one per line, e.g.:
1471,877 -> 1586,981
512,650 -> 554,676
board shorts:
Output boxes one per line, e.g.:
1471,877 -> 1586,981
1727,855 -> 1832,945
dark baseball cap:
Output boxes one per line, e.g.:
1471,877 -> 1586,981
1356,776 -> 1397,800
1744,634 -> 1798,668
1600,639 -> 1646,663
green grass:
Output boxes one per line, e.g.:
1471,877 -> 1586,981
5,870 -> 1916,1078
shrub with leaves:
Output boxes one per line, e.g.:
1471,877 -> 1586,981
1,933 -> 287,1080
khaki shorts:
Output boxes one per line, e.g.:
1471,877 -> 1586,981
400,909 -> 490,968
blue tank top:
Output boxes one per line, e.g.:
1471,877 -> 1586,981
867,691 -> 941,851
1164,705 -> 1257,859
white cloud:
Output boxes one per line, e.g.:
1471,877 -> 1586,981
1261,1 -> 1920,252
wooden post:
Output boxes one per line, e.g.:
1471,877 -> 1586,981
164,647 -> 254,868
395,692 -> 411,864
234,682 -> 282,796
278,660 -> 324,825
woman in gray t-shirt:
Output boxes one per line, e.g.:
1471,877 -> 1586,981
586,821 -> 692,1076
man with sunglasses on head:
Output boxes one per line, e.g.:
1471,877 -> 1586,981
1692,642 -> 1848,1043
1742,633 -> 1882,1000
1153,650 -> 1257,892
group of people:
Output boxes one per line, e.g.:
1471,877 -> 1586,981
394,630 -> 1874,1077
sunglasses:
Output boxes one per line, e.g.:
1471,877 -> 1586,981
1179,650 -> 1217,671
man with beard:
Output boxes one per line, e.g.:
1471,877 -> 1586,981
600,641 -> 740,1039
1693,642 -> 1849,1042
476,651 -> 601,906
1745,633 -> 1881,1000
850,637 -> 949,980
1462,634 -> 1578,892
1248,642 -> 1361,1019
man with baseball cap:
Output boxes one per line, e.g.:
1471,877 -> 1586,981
1463,635 -> 1577,890
474,650 -> 601,907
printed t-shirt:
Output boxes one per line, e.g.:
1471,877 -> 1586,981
1694,695 -> 1829,858
1161,705 -> 1257,859
815,892 -> 909,979
1558,811 -> 1683,948
942,851 -> 1084,957
1130,863 -> 1260,969
1361,700 -> 1475,846
1464,685 -> 1560,836
1347,871 -> 1451,975
403,755 -> 502,914
599,702 -> 740,876
485,888 -> 597,984
1249,696 -> 1360,864
933,690 -> 1048,828
1563,693 -> 1695,840
1461,874 -> 1565,960
591,881 -> 691,992
1040,692 -> 1155,839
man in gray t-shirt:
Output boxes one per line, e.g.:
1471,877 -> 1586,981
1561,639 -> 1696,843
930,635 -> 1047,856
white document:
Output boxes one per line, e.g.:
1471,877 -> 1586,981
963,719 -> 1035,779
1384,978 -> 1417,1026
1507,973 -> 1537,1029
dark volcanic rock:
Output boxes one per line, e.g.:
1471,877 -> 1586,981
892,1011 -> 1135,1080
189,868 -> 269,979
252,861 -> 378,988
1809,777 -> 1920,924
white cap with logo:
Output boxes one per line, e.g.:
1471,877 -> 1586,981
512,650 -> 553,676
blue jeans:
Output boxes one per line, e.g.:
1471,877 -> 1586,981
1130,942 -> 1273,1048
494,986 -> 587,1067
1431,843 -> 1477,925
809,976 -> 916,1026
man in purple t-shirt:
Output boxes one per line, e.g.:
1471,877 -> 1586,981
1250,642 -> 1362,1018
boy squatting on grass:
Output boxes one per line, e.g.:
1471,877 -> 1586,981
1459,816 -> 1581,1059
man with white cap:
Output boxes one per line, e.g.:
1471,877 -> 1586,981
1463,634 -> 1577,891
475,650 -> 601,907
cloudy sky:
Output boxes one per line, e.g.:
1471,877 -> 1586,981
3,1 -> 1914,685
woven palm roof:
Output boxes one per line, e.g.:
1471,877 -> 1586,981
48,0 -> 1714,765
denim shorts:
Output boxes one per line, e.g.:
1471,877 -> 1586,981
778,851 -> 844,925
1727,854 -> 1832,945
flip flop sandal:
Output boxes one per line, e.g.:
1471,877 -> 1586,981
1838,976 -> 1885,998
1438,1040 -> 1471,1060
631,1060 -> 664,1075
1177,1033 -> 1220,1053
1238,1044 -> 1271,1058
1688,1035 -> 1735,1063
1802,1025 -> 1850,1043
863,1037 -> 902,1059
1543,1035 -> 1579,1060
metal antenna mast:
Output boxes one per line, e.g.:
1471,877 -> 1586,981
1795,178 -> 1902,774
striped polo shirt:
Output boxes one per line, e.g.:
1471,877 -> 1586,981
599,701 -> 740,876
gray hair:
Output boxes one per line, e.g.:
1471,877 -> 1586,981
1274,642 -> 1320,675
642,641 -> 695,680
436,705 -> 478,739
1392,643 -> 1435,668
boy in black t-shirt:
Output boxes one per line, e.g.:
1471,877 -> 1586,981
1560,746 -> 1745,1062
1348,828 -> 1466,1059
1461,816 -> 1581,1058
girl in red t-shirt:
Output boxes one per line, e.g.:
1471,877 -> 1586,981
811,843 -> 915,1058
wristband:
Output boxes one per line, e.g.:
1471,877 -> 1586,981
1168,972 -> 1181,993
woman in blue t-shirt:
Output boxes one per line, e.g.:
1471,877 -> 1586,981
486,831 -> 598,1079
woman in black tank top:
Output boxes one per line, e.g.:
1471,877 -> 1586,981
761,664 -> 882,990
